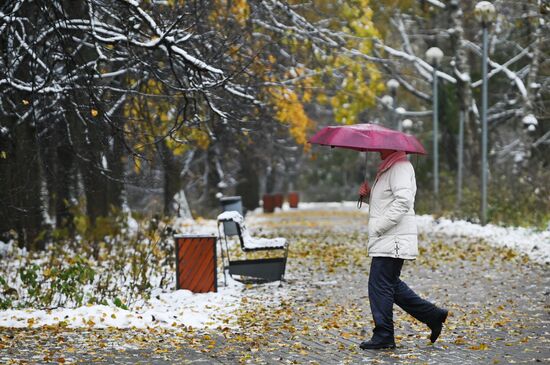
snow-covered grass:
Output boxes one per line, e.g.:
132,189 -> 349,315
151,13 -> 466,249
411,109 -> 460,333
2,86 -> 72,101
0,281 -> 242,329
416,215 -> 550,265
0,213 -> 289,330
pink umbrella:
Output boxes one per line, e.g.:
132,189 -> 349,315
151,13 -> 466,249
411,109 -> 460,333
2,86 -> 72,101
308,123 -> 426,154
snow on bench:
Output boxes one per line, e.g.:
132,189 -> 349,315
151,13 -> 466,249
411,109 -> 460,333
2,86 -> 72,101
217,211 -> 286,250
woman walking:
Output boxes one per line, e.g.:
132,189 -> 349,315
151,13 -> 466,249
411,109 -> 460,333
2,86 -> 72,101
359,149 -> 448,350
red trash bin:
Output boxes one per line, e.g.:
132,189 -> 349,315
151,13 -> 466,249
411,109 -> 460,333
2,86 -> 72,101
288,192 -> 299,208
263,194 -> 275,213
174,234 -> 217,293
273,193 -> 284,209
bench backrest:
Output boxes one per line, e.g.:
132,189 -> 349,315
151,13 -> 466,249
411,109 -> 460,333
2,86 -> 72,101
218,211 -> 286,252
217,211 -> 248,250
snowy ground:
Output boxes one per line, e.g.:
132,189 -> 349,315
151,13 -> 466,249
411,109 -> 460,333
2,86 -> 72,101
0,280 -> 241,330
0,201 -> 548,332
416,214 -> 550,265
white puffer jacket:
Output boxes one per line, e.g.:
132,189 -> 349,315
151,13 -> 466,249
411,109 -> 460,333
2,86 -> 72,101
367,160 -> 418,260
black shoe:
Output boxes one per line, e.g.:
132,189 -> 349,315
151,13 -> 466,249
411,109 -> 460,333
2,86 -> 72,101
359,340 -> 396,350
428,309 -> 449,343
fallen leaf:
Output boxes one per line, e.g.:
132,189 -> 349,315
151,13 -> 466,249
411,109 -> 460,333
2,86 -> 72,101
469,343 -> 489,350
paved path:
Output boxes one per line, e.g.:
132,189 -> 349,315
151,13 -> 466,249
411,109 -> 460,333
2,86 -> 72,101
1,208 -> 549,364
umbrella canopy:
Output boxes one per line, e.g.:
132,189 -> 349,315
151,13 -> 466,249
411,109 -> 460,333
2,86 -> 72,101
308,123 -> 426,154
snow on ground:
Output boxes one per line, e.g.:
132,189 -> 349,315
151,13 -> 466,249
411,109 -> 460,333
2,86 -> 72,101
0,276 -> 242,330
416,215 -> 550,265
0,273 -> 289,330
0,273 -> 290,330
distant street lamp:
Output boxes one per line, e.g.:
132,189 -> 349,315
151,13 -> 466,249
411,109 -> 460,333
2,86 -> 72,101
402,119 -> 413,130
475,1 -> 496,225
426,47 -> 444,204
386,79 -> 400,130
387,78 -> 400,91
381,95 -> 393,108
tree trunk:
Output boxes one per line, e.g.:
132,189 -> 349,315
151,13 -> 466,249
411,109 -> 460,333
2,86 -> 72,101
0,1 -> 44,249
79,133 -> 110,224
106,120 -> 126,212
55,130 -> 76,230
236,152 -> 260,212
63,0 -> 111,226
9,119 -> 44,249
39,119 -> 76,231
159,141 -> 183,216
526,10 -> 547,165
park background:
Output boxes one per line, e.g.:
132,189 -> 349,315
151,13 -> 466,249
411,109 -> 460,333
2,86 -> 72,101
1,0 -> 549,250
0,0 -> 549,344
1,1 -> 549,363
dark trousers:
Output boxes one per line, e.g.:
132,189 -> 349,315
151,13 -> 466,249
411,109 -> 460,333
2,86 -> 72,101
368,257 -> 442,342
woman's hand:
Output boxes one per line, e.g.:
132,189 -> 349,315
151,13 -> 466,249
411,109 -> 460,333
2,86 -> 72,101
359,181 -> 371,198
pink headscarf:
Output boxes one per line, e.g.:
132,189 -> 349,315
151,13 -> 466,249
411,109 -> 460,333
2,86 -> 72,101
374,151 -> 408,182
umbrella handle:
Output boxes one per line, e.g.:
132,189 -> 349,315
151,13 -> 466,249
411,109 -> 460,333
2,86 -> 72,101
357,151 -> 368,210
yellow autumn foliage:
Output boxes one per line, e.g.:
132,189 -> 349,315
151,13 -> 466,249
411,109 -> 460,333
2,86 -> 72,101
208,0 -> 249,26
128,0 -> 384,155
270,0 -> 384,125
270,87 -> 314,148
328,0 -> 384,124
230,0 -> 250,26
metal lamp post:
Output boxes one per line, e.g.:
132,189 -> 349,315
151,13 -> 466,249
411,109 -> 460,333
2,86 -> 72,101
425,47 -> 444,204
457,109 -> 464,209
386,79 -> 400,130
475,1 -> 496,225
